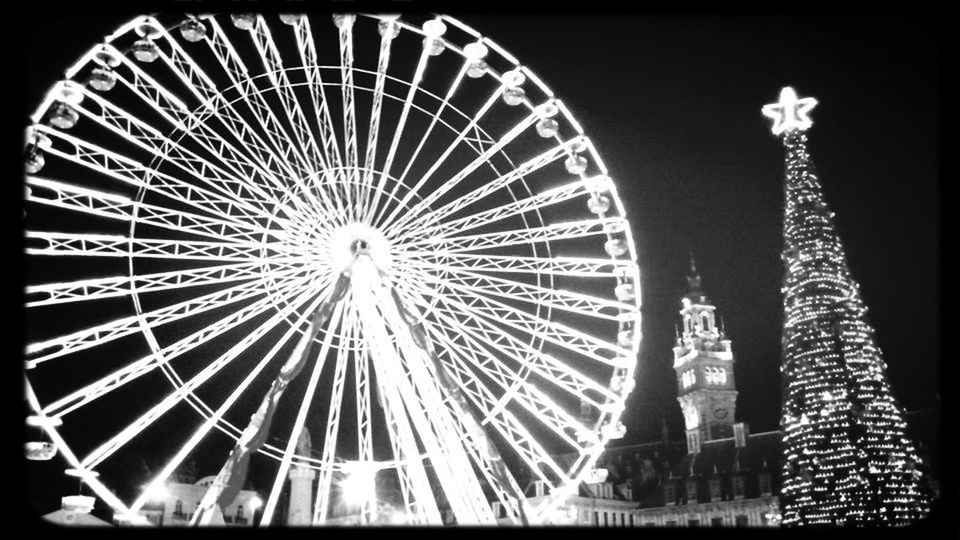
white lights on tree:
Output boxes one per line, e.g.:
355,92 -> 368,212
23,13 -> 642,527
762,86 -> 817,136
768,87 -> 930,526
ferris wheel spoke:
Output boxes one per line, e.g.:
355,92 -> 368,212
26,259 -> 292,308
70,85 -> 282,219
407,261 -> 634,321
40,272 -> 321,420
388,137 -> 581,245
400,252 -> 632,278
394,50 -> 469,189
406,305 -> 588,461
336,15 -> 361,222
369,348 -> 444,525
366,24 -> 432,225
163,22 -> 336,224
104,44 -> 324,224
404,217 -> 622,254
312,305 -> 353,524
390,285 -> 569,489
292,17 -> 344,171
375,84 -> 506,231
247,16 -> 329,171
381,277 -> 535,523
26,177 -> 278,245
423,324 -> 579,496
353,338 -> 377,524
432,135 -> 584,225
116,32 -> 328,227
357,282 -> 494,523
383,100 -> 553,235
32,123 -> 289,228
429,278 -> 630,365
79,276 -> 329,471
357,18 -> 397,224
398,281 -> 619,407
355,329 -> 374,463
242,16 -> 349,219
130,288 -> 334,514
259,302 -> 344,526
420,174 -> 611,241
417,310 -> 589,451
26,265 -> 306,366
26,231 -> 293,262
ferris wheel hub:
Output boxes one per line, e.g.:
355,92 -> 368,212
328,222 -> 393,274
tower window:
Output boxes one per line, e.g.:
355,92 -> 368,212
681,370 -> 696,388
705,366 -> 727,385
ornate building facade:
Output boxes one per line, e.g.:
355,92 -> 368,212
535,259 -> 783,527
138,473 -> 261,526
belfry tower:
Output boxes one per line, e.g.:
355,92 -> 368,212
287,428 -> 316,525
673,254 -> 738,450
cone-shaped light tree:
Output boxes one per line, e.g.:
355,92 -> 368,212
764,87 -> 931,526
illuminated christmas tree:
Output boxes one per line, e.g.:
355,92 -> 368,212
764,87 -> 931,526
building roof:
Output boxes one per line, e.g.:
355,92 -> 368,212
587,431 -> 782,508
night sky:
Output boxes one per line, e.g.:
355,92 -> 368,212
22,5 -> 941,518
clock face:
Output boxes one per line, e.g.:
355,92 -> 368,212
713,407 -> 729,420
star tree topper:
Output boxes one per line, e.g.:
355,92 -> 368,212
762,86 -> 818,136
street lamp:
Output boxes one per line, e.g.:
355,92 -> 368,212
248,496 -> 263,511
340,462 -> 377,524
142,483 -> 169,503
341,463 -> 375,507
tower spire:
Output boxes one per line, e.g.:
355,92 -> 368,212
684,250 -> 706,303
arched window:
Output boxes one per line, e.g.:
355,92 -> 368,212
705,366 -> 727,385
174,499 -> 183,517
236,504 -> 244,518
701,313 -> 710,331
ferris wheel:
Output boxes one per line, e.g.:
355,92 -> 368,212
23,13 -> 642,526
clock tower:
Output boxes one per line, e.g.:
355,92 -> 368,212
673,254 -> 738,448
